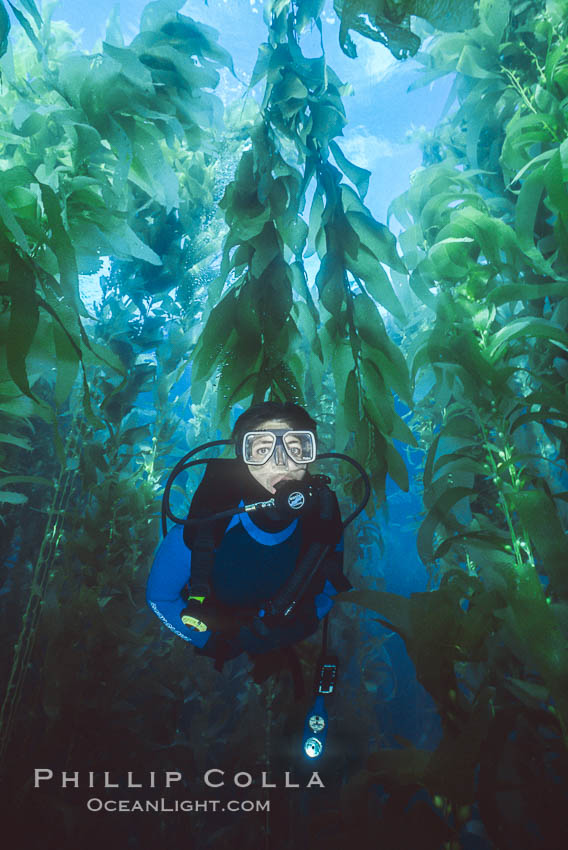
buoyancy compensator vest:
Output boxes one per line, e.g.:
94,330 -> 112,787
161,442 -> 370,622
183,460 -> 347,614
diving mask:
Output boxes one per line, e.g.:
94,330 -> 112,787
242,429 -> 316,466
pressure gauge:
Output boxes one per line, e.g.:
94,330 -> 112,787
308,714 -> 326,733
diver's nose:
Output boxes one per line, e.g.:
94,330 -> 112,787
273,444 -> 288,466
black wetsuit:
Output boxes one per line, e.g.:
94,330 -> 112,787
146,460 -> 348,659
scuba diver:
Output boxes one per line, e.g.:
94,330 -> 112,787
147,401 -> 354,677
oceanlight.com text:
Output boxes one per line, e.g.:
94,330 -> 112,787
86,798 -> 270,813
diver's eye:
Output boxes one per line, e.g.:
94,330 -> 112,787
285,439 -> 302,457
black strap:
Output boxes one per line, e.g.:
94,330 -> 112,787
262,485 -> 345,618
266,542 -> 330,618
321,614 -> 329,657
185,530 -> 216,597
264,542 -> 351,621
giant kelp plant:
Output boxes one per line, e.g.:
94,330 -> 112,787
1,1 -> 568,849
0,2 -> 248,845
336,2 -> 568,847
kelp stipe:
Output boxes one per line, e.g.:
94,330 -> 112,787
192,0 -> 415,511
0,2 -> 244,836
0,420 -> 83,764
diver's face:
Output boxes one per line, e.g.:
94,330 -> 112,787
244,419 -> 308,495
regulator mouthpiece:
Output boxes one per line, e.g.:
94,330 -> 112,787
273,476 -> 331,517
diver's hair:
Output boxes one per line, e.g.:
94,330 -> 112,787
231,401 -> 317,454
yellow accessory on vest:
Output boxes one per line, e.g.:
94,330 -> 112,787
181,596 -> 207,632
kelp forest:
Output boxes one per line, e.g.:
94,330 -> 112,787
1,0 -> 568,848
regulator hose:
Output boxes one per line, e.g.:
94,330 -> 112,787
161,444 -> 371,537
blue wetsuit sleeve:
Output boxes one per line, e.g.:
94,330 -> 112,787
146,526 -> 211,648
